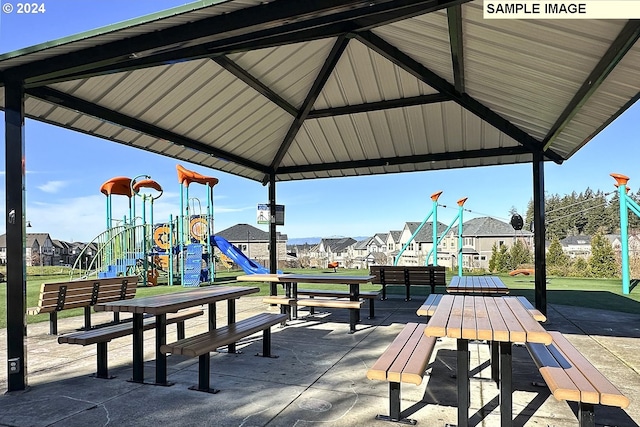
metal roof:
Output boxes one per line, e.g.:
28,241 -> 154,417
1,0 -> 639,183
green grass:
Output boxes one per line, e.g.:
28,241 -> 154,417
1,267 -> 639,329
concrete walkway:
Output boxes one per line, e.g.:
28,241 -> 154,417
0,293 -> 638,427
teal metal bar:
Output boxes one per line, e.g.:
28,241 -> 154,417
394,191 -> 442,266
612,173 -> 630,295
432,195 -> 438,266
169,214 -> 174,286
458,198 -> 467,277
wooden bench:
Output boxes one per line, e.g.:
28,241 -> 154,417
58,308 -> 203,379
370,265 -> 446,301
416,294 -> 546,322
160,312 -> 287,393
296,298 -> 365,333
28,276 -> 139,335
367,322 -> 437,424
297,288 -> 379,319
526,331 -> 629,427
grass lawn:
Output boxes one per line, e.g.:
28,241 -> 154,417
1,267 -> 639,329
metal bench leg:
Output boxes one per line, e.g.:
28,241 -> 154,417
309,295 -> 315,315
84,307 -> 92,330
257,327 -> 278,358
189,353 -> 219,394
349,308 -> 357,334
578,403 -> 595,427
491,341 -> 499,384
368,298 -> 375,319
381,284 -> 387,300
499,341 -> 513,427
95,342 -> 113,379
176,321 -> 185,340
113,312 -> 120,324
49,312 -> 57,335
374,382 -> 416,425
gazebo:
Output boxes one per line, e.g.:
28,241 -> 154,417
2,0 -> 639,391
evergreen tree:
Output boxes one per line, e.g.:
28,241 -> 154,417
588,232 -> 619,278
524,199 -> 534,232
546,236 -> 569,267
509,239 -> 531,268
496,244 -> 510,272
488,243 -> 498,272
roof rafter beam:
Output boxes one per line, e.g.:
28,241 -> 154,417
447,5 -> 465,93
15,0 -> 469,87
542,20 -> 640,150
355,31 -> 565,164
212,56 -> 298,117
307,93 -> 451,118
277,146 -> 531,175
267,35 -> 351,178
26,86 -> 270,174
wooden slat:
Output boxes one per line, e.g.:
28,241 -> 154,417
160,313 -> 286,358
425,294 -> 454,337
416,294 -> 442,317
503,297 -> 551,344
494,297 -> 526,343
400,335 -> 437,385
367,323 -> 419,382
483,297 -> 509,342
297,289 -> 379,298
473,296 -> 493,341
461,295 -> 477,340
550,332 -> 630,408
262,296 -> 296,305
527,341 -> 581,402
446,295 -> 464,339
512,296 -> 546,322
296,298 -> 364,309
58,309 -> 203,345
388,325 -> 428,383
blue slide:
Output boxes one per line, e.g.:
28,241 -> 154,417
211,235 -> 279,275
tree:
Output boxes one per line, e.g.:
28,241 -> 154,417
588,231 -> 618,278
488,243 -> 498,272
546,236 -> 569,267
509,239 -> 531,268
495,244 -> 510,272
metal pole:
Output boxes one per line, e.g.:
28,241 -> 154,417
533,151 -> 547,316
269,174 -> 277,292
432,193 -> 439,266
5,77 -> 27,391
611,174 -> 630,295
458,198 -> 467,277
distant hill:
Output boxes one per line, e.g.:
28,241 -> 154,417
288,236 -> 369,245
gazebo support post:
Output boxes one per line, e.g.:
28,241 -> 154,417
533,151 -> 547,317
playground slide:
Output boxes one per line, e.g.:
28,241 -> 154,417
211,235 -> 272,275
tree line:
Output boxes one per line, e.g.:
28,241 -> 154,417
522,187 -> 640,240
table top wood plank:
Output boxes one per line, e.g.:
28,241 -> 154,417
446,275 -> 509,295
461,296 -> 478,340
483,297 -> 510,342
503,297 -> 552,344
473,297 -> 493,341
493,297 -> 527,343
446,296 -> 465,339
425,294 -> 454,337
416,294 -> 442,317
94,286 -> 258,315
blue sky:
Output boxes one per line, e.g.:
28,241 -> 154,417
0,1 -> 634,243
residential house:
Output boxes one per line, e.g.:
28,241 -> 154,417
462,217 -> 534,269
559,235 -> 592,258
216,223 -> 288,270
312,237 -> 356,268
349,239 -> 371,269
395,222 -> 449,267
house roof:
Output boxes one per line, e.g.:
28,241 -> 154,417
25,233 -> 52,248
1,1 -> 637,183
388,231 -> 402,243
216,223 -> 286,242
560,235 -> 592,246
463,216 -> 531,237
405,221 -> 448,243
320,237 -> 356,253
353,239 -> 370,250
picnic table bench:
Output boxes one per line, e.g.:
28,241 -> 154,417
370,265 -> 446,301
446,275 -> 509,295
58,308 -> 203,379
27,276 -> 138,335
526,331 -> 629,427
367,322 -> 437,424
160,312 -> 287,393
296,288 -> 379,319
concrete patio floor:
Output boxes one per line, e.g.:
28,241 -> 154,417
0,292 -> 638,426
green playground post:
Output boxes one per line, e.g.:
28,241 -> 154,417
394,191 -> 442,266
457,197 -> 467,277
612,173 -> 631,295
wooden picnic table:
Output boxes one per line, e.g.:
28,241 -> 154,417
237,273 -> 374,332
422,294 -> 552,427
446,275 -> 509,295
94,285 -> 259,385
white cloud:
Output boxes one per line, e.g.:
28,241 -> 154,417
38,180 -> 69,194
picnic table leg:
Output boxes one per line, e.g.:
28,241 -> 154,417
292,282 -> 298,319
457,339 -> 469,427
499,341 -> 513,427
350,283 -> 360,322
208,302 -> 216,330
491,341 -> 499,384
228,298 -> 237,353
155,314 -> 171,386
578,403 -> 595,427
131,313 -> 145,383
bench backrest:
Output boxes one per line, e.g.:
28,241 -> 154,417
33,276 -> 138,313
369,265 -> 446,286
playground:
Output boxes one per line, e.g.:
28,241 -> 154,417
71,164 -> 274,288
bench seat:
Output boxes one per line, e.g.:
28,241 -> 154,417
526,331 -> 629,427
58,308 -> 203,379
297,289 -> 378,319
367,322 -> 437,424
370,265 -> 445,301
28,276 -> 138,335
160,312 -> 287,393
